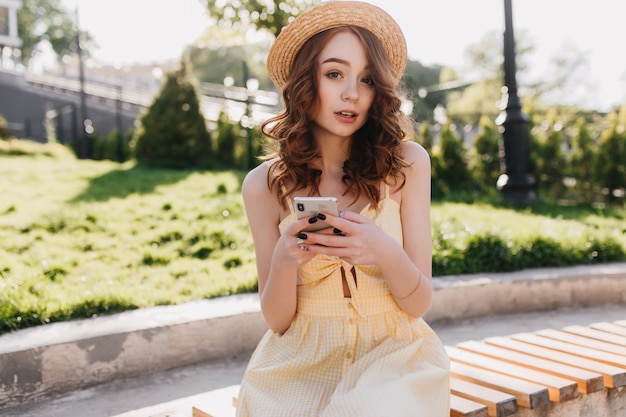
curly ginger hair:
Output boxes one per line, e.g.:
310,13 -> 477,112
262,26 -> 412,210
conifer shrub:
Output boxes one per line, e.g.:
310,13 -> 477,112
214,111 -> 237,168
469,115 -> 501,191
593,109 -> 626,202
568,118 -> 596,204
432,123 -> 472,193
131,62 -> 213,169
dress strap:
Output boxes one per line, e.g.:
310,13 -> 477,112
384,182 -> 391,199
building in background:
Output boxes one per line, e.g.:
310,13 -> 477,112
0,0 -> 22,65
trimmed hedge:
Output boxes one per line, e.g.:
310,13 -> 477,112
433,232 -> 625,276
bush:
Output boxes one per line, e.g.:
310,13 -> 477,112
568,118 -> 596,204
469,116 -> 501,191
432,123 -> 472,192
462,233 -> 512,273
0,115 -> 13,139
536,110 -> 567,197
214,111 -> 237,168
92,128 -> 134,162
432,230 -> 626,277
131,61 -> 213,169
593,110 -> 626,202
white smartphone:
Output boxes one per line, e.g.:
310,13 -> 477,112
294,196 -> 339,232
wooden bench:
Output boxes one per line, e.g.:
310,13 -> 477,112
192,320 -> 626,417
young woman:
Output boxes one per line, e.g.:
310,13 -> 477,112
236,2 -> 450,416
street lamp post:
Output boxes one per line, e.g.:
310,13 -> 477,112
242,61 -> 259,169
115,84 -> 124,162
496,0 -> 536,205
75,5 -> 92,159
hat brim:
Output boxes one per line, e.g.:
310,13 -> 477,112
267,1 -> 407,90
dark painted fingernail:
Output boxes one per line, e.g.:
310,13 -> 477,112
333,228 -> 343,235
317,213 -> 326,220
308,217 -> 318,224
297,233 -> 308,240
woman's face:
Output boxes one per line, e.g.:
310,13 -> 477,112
310,30 -> 375,141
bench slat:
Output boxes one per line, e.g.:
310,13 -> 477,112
450,394 -> 489,417
192,406 -> 214,417
447,346 -> 578,403
590,322 -> 626,337
485,336 -> 626,388
457,340 -> 604,394
510,332 -> 626,369
563,325 -> 626,347
450,377 -> 518,417
536,329 -> 626,356
451,362 -> 550,409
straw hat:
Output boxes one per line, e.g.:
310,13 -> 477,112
266,1 -> 407,90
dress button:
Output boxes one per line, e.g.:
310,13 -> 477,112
347,318 -> 354,324
345,351 -> 353,359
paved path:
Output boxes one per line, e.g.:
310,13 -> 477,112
3,303 -> 626,417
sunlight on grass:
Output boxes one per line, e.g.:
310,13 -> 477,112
1,143 -> 624,333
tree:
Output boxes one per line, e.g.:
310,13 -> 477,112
525,42 -> 592,108
447,79 -> 502,122
446,31 -> 505,123
205,0 -> 318,37
185,42 -> 273,90
403,61 -> 442,122
17,0 -> 95,65
131,62 -> 213,169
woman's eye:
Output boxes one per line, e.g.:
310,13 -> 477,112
362,77 -> 374,86
327,71 -> 341,79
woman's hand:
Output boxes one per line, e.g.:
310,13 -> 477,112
280,216 -> 322,266
301,211 -> 398,265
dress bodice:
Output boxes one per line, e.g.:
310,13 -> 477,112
278,196 -> 404,317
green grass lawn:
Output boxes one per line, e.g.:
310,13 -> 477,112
1,140 -> 625,334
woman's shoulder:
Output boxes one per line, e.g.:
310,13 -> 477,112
242,161 -> 271,198
242,157 -> 284,198
400,140 -> 430,168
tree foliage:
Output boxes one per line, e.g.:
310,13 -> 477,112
16,0 -> 95,64
404,61 -> 442,122
185,42 -> 273,90
205,0 -> 317,36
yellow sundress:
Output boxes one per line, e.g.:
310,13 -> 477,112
236,189 -> 450,417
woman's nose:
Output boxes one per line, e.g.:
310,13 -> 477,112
341,79 -> 359,101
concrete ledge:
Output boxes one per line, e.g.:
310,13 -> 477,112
426,262 -> 626,322
1,262 -> 625,408
0,295 -> 267,407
